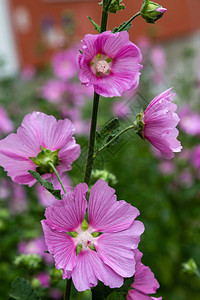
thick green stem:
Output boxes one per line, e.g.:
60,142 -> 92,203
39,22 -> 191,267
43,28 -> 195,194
48,162 -> 67,194
118,11 -> 141,32
94,125 -> 134,157
84,92 -> 100,185
64,278 -> 72,300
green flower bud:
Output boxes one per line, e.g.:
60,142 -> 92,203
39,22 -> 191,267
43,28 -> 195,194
133,110 -> 145,140
14,254 -> 42,270
182,258 -> 198,275
140,0 -> 167,24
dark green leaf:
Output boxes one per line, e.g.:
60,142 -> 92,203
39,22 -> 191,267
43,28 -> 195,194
28,170 -> 62,200
112,20 -> 132,33
9,277 -> 40,300
88,17 -> 101,33
96,118 -> 120,150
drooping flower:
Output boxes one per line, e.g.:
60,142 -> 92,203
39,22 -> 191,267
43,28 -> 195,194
135,89 -> 182,159
52,47 -> 79,81
0,112 -> 80,186
127,249 -> 162,300
42,179 -> 144,292
79,31 -> 142,98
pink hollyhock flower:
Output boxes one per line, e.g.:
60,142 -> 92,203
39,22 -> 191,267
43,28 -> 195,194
41,79 -> 67,103
79,31 -> 142,98
21,66 -> 36,81
0,106 -> 13,136
127,250 -> 162,300
35,272 -> 50,287
36,173 -> 72,207
158,161 -> 175,175
141,88 -> 182,159
19,236 -> 53,264
52,48 -> 79,81
150,46 -> 166,71
178,106 -> 200,136
42,179 -> 144,292
0,112 -> 80,186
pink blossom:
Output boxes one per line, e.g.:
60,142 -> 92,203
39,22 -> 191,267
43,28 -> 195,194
18,236 -> 53,264
178,106 -> 200,136
0,106 -> 13,136
127,250 -> 162,300
36,173 -> 72,207
143,89 -> 182,159
0,112 -> 80,186
35,272 -> 50,287
52,48 -> 79,81
21,66 -> 36,81
158,161 -> 175,175
42,179 -> 144,291
41,80 -> 67,103
79,31 -> 142,98
150,46 -> 166,71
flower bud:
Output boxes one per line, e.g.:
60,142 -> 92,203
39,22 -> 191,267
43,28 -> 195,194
140,0 -> 167,24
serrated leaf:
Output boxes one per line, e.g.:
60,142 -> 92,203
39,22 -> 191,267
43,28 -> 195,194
28,170 -> 62,200
96,118 -> 120,150
9,278 -> 40,300
112,20 -> 132,33
88,17 -> 101,33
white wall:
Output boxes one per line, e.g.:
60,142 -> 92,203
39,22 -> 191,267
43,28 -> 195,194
0,0 -> 19,77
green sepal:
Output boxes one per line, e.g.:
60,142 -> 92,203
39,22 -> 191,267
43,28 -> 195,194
76,244 -> 82,255
140,0 -> 165,24
28,170 -> 62,200
82,218 -> 89,231
29,146 -> 60,175
133,110 -> 145,140
89,245 -> 97,251
91,231 -> 102,237
67,231 -> 78,237
88,16 -> 101,33
9,277 -> 40,300
95,118 -> 120,151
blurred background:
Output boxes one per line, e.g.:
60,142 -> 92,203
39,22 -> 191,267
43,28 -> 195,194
1,0 -> 200,299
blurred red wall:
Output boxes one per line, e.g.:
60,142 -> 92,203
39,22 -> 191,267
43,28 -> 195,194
9,0 -> 200,67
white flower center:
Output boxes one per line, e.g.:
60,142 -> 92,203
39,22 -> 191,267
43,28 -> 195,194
77,231 -> 94,249
95,60 -> 110,74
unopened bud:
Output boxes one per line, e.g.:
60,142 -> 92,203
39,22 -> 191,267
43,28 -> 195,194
140,0 -> 167,24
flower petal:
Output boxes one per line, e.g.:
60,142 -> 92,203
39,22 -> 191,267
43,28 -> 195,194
88,179 -> 140,232
72,249 -> 123,291
41,220 -> 76,272
127,289 -> 162,300
95,221 -> 144,277
45,183 -> 88,232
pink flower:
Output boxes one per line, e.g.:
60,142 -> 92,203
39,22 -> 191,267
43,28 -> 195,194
18,236 -> 53,264
35,272 -> 50,287
127,250 -> 162,300
0,106 -> 13,136
42,179 -> 144,292
52,48 -> 79,81
150,47 -> 166,71
41,80 -> 67,103
79,31 -> 142,98
0,112 -> 80,186
21,66 -> 36,81
178,106 -> 200,136
142,89 -> 182,159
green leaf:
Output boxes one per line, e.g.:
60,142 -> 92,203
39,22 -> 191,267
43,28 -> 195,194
108,0 -> 125,13
112,20 -> 132,33
28,170 -> 62,200
9,277 -> 40,300
88,17 -> 101,33
96,118 -> 120,150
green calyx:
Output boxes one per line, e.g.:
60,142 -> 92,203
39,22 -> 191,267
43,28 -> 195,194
29,146 -> 60,175
133,110 -> 145,140
81,219 -> 89,231
140,1 -> 165,24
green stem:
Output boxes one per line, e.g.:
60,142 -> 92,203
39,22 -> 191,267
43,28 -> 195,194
64,278 -> 72,300
84,92 -> 100,185
118,11 -> 141,32
83,0 -> 109,185
48,162 -> 67,194
94,125 -> 134,157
